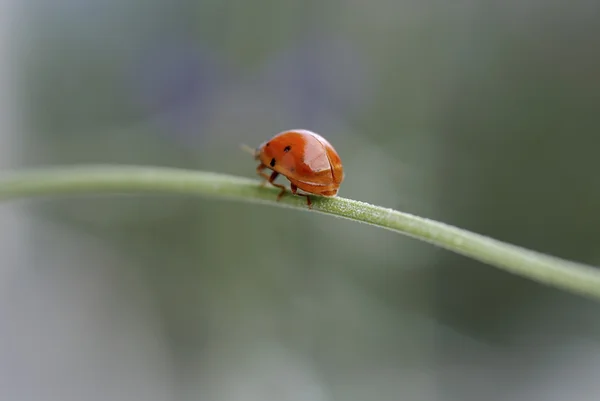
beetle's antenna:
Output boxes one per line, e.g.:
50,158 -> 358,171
239,143 -> 256,156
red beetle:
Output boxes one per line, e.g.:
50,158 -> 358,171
251,129 -> 344,207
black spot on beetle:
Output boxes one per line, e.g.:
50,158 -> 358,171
284,145 -> 291,152
270,158 -> 276,167
266,142 -> 270,147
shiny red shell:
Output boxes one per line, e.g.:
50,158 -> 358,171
254,129 -> 344,207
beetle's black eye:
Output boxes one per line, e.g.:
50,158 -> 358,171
284,145 -> 291,152
270,158 -> 276,167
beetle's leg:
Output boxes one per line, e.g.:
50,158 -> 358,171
290,183 -> 312,208
268,171 -> 287,200
256,164 -> 271,186
256,164 -> 287,199
256,163 -> 270,179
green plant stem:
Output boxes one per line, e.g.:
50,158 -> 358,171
0,164 -> 599,301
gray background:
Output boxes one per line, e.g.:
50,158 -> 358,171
1,1 -> 599,400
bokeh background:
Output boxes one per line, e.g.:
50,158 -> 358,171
1,1 -> 600,400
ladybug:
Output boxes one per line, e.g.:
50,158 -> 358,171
252,129 -> 344,207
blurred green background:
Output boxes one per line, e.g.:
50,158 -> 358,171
1,1 -> 600,400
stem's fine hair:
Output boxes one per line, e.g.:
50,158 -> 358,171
0,165 -> 599,301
